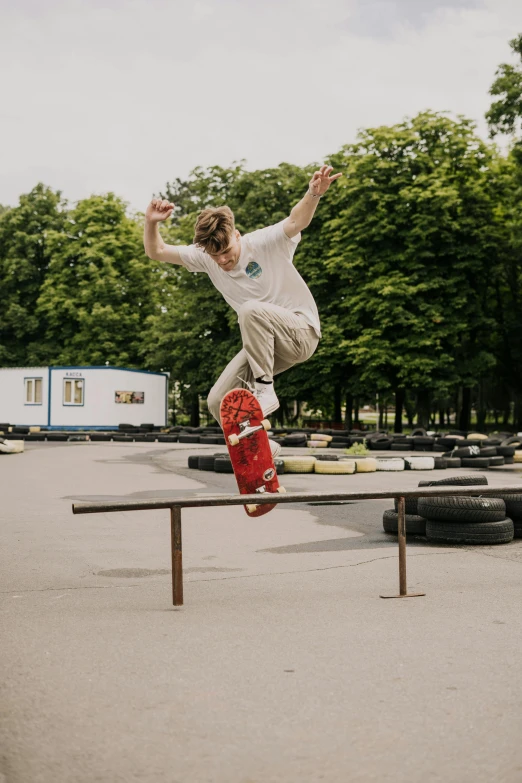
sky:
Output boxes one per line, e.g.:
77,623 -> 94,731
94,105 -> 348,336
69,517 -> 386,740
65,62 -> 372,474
1,0 -> 521,212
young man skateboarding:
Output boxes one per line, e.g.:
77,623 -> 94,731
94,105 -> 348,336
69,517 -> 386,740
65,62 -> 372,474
143,165 -> 342,457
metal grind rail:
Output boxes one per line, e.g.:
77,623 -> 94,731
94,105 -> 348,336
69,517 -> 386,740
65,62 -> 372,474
72,485 -> 522,606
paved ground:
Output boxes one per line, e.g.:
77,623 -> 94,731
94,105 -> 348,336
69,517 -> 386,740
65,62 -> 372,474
1,442 -> 522,783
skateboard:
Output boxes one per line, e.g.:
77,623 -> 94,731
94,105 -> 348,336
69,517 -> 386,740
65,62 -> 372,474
220,388 -> 285,517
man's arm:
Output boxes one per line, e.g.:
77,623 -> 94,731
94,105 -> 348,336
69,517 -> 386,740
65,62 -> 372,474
143,199 -> 183,265
283,165 -> 342,239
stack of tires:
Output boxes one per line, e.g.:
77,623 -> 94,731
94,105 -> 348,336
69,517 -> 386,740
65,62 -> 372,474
383,475 -> 516,544
419,476 -> 514,544
441,434 -> 519,469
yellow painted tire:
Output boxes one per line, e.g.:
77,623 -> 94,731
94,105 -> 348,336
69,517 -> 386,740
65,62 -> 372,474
283,456 -> 316,473
514,450 -> 522,463
467,433 -> 488,440
310,433 -> 333,442
315,459 -> 356,474
345,457 -> 377,473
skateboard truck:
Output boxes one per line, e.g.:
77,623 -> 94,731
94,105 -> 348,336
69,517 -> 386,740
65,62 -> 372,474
228,418 -> 271,446
246,485 -> 286,514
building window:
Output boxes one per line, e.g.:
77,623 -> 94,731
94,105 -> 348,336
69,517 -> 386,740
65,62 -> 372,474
25,378 -> 43,405
63,378 -> 84,406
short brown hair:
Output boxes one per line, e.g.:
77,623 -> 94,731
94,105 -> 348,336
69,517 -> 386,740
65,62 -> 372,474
193,206 -> 235,254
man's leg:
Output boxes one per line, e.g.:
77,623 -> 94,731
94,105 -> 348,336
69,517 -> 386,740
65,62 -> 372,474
206,349 -> 253,424
238,299 -> 319,383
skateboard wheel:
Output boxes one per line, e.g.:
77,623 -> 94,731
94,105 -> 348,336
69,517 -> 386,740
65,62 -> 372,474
277,486 -> 287,493
246,504 -> 258,513
228,434 -> 240,446
261,419 -> 271,431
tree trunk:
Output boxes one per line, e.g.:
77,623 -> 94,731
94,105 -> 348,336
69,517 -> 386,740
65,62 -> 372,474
515,395 -> 522,432
476,379 -> 487,432
354,397 -> 360,425
394,388 -> 405,433
404,393 -> 415,429
345,393 -> 353,430
438,408 -> 445,427
378,394 -> 384,430
503,398 -> 512,427
458,387 -> 472,431
190,393 -> 200,427
416,389 -> 431,429
334,385 -> 342,424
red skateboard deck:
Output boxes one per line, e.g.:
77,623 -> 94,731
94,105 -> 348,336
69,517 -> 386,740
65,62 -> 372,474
220,388 -> 282,517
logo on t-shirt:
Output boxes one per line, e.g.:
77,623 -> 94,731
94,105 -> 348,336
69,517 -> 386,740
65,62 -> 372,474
245,261 -> 262,279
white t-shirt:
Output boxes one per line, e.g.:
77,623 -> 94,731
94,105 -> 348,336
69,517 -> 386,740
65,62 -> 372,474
177,221 -> 321,338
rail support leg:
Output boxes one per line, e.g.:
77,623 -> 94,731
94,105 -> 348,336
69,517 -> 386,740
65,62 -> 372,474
171,506 -> 183,606
380,495 -> 425,599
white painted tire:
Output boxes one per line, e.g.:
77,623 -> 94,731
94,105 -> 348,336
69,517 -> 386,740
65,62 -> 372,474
315,459 -> 356,474
282,456 -> 317,474
310,433 -> 333,442
0,439 -> 25,454
404,456 -> 435,470
376,458 -> 405,471
342,457 -> 377,473
307,440 -> 328,449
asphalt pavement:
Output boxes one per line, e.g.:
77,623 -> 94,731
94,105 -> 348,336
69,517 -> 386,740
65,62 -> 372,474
1,441 -> 522,783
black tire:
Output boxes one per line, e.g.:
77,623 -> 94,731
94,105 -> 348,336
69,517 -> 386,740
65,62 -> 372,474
436,437 -> 458,450
157,435 -> 178,443
274,458 -> 285,475
179,434 -> 201,444
383,510 -> 426,536
490,494 -> 522,519
461,457 -> 491,468
214,456 -> 234,473
504,456 -> 515,465
497,446 -> 515,457
488,456 -> 505,467
514,520 -> 522,539
418,474 -> 488,487
479,447 -> 497,457
393,497 -> 420,515
198,455 -> 216,471
367,437 -> 392,450
392,442 -> 411,450
433,457 -> 447,469
418,495 -> 506,523
501,437 -> 522,447
444,457 -> 462,468
453,446 -> 481,458
315,454 -> 339,461
426,518 -> 514,545
411,428 -> 428,437
187,455 -> 200,469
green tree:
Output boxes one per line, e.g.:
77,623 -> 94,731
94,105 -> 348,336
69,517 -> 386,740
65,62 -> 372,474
36,193 -> 158,367
325,112 -> 499,429
486,34 -> 522,428
0,184 -> 67,365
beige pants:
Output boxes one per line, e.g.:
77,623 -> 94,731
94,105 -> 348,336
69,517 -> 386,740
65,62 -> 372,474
207,300 -> 319,423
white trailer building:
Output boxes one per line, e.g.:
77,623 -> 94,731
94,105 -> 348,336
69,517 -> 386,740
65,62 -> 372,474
0,366 -> 169,429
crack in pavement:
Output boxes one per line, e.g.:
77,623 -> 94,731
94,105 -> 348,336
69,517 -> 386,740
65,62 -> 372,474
1,550 -> 461,596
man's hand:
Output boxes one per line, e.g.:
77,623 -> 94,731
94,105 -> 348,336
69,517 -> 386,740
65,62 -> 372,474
308,165 -> 342,196
145,198 -> 175,223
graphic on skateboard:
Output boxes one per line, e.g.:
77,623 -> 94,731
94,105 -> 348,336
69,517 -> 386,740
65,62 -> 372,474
220,388 -> 285,517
